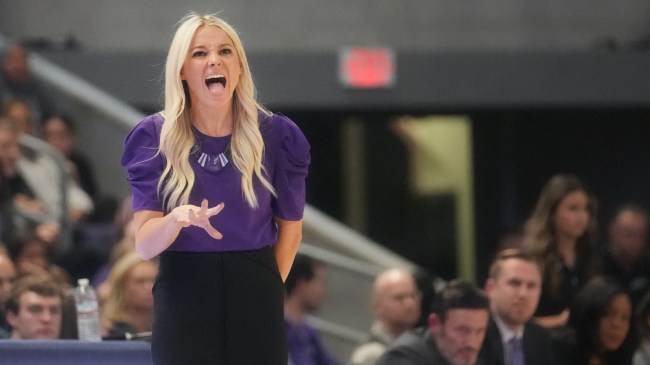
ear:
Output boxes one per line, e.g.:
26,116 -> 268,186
6,311 -> 17,329
485,278 -> 495,294
428,313 -> 441,335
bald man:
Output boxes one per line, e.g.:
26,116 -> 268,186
350,269 -> 421,365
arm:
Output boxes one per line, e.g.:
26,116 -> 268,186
273,218 -> 303,282
533,309 -> 569,328
133,199 -> 224,260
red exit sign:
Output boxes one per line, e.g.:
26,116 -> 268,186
339,47 -> 396,89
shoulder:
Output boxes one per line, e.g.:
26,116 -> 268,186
351,341 -> 388,365
131,113 -> 164,137
259,112 -> 304,141
123,114 -> 164,148
260,111 -> 310,165
381,327 -> 437,362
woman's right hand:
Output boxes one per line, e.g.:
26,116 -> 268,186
171,199 -> 225,239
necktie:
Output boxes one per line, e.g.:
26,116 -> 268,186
507,336 -> 525,365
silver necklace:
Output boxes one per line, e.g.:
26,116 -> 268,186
191,138 -> 231,173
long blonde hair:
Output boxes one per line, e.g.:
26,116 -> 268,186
102,252 -> 157,326
158,12 -> 275,211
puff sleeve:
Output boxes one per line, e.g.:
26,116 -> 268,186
271,115 -> 311,220
120,115 -> 165,212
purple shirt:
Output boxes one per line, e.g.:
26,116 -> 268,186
286,317 -> 341,365
121,112 -> 310,252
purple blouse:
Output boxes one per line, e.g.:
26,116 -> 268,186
121,112 -> 310,252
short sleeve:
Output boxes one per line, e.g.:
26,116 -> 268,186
120,115 -> 165,212
271,115 -> 311,220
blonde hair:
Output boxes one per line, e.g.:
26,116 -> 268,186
158,12 -> 275,211
102,252 -> 157,325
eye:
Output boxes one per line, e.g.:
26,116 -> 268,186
192,50 -> 207,57
220,48 -> 233,55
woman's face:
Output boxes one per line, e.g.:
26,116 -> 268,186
124,261 -> 157,311
552,190 -> 590,240
181,25 -> 241,109
598,293 -> 632,352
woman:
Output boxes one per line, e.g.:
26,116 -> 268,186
101,251 -> 157,338
120,12 -> 310,365
523,173 -> 599,329
562,276 -> 636,365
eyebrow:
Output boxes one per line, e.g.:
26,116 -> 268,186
191,43 -> 233,50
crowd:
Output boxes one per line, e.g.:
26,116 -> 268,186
1,39 -> 650,365
0,41 -> 154,342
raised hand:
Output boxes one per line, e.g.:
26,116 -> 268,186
172,199 -> 225,239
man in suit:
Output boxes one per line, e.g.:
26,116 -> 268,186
482,248 -> 556,365
376,280 -> 490,365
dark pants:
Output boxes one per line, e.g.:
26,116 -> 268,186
151,247 -> 287,365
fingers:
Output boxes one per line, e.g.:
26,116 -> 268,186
186,201 -> 224,239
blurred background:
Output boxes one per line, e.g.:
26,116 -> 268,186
3,0 -> 650,359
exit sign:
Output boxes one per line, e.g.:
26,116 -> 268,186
339,47 -> 396,89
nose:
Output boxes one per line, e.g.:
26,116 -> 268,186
209,52 -> 221,66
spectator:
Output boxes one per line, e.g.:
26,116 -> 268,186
350,268 -> 421,365
4,274 -> 63,340
2,98 -> 34,135
559,276 -> 636,365
0,42 -> 54,125
0,116 -> 59,246
523,174 -> 599,330
101,251 -> 157,339
0,253 -> 17,338
482,248 -> 557,365
285,254 -> 340,365
10,235 -> 72,287
602,204 -> 650,304
41,113 -> 99,202
376,280 -> 490,365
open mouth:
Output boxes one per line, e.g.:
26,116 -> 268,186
205,75 -> 226,88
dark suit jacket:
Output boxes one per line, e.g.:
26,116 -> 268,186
481,317 -> 557,365
377,326 -> 489,365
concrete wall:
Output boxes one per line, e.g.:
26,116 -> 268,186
1,0 -> 650,52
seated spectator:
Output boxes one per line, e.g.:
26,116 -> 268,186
633,292 -> 650,365
4,274 -> 63,340
602,204 -> 650,304
559,276 -> 636,365
482,248 -> 557,365
41,113 -> 99,204
2,98 -> 35,136
101,252 -> 157,339
285,254 -> 341,365
0,42 -> 54,125
376,280 -> 490,365
0,116 -> 60,247
0,253 -> 17,338
350,268 -> 421,365
10,235 -> 72,287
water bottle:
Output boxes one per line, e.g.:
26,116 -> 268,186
74,278 -> 102,341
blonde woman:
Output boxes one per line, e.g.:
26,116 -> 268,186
101,251 -> 157,338
121,12 -> 310,364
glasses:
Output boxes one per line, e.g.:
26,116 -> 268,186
390,291 -> 422,303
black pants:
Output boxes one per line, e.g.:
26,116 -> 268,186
151,247 -> 287,365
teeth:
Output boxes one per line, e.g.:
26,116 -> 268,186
206,74 -> 225,80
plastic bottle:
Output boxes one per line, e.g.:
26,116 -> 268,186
74,278 -> 102,341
